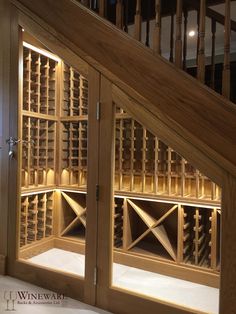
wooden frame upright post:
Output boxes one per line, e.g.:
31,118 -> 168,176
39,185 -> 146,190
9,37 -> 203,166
7,3 -> 21,275
0,0 -> 11,275
84,66 -> 100,305
96,75 -> 115,309
220,173 -> 236,313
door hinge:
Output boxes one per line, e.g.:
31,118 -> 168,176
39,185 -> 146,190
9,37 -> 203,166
96,184 -> 99,201
96,101 -> 100,121
94,266 -> 98,286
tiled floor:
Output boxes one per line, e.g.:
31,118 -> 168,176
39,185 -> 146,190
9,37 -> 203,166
28,248 -> 219,314
0,275 -> 111,314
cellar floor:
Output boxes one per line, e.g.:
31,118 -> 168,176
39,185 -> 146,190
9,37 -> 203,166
28,248 -> 219,314
0,274 -> 110,314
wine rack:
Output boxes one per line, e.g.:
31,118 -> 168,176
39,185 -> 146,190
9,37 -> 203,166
60,121 -> 88,186
114,197 -> 221,272
23,46 -> 57,115
62,63 -> 88,117
20,192 -> 54,247
114,198 -> 124,249
19,42 -> 222,287
114,107 -> 221,202
21,116 -> 56,188
60,191 -> 87,240
22,45 -> 57,189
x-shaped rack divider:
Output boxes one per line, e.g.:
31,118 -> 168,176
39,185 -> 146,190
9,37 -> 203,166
127,199 -> 177,261
61,192 -> 86,236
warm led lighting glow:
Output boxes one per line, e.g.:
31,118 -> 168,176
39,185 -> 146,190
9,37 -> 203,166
189,30 -> 196,37
21,189 -> 55,197
60,189 -> 87,194
23,41 -> 61,62
115,194 -> 220,209
22,28 -> 25,32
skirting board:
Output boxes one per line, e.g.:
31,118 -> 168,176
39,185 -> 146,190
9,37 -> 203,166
19,236 -> 85,260
114,250 -> 219,288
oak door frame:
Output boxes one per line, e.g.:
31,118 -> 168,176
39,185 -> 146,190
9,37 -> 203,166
0,0 -> 11,275
95,78 -> 236,314
4,5 -> 99,304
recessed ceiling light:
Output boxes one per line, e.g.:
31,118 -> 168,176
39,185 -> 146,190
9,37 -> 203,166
22,28 -> 25,32
189,30 -> 196,37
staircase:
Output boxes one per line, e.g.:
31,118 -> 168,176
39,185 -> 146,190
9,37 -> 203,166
79,0 -> 236,102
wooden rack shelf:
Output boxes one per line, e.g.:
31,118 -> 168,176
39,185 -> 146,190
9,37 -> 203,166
60,121 -> 88,187
22,45 -> 57,189
114,107 -> 221,203
20,191 -> 54,247
23,47 -> 57,115
114,196 -> 221,273
62,63 -> 88,117
21,116 -> 56,188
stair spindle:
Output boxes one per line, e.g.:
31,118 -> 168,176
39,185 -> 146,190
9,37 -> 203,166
145,0 -> 151,47
169,13 -> 174,62
197,0 -> 206,83
183,9 -> 188,70
196,9 -> 200,66
123,0 -> 129,33
80,0 -> 89,7
134,0 -> 142,41
175,0 -> 183,68
116,0 -> 124,29
99,0 -> 106,17
222,0 -> 231,99
210,19 -> 216,90
153,0 -> 161,55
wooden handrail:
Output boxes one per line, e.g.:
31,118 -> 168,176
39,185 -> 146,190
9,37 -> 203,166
13,0 -> 236,182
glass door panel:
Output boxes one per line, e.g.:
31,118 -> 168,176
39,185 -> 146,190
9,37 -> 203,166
18,38 -> 89,279
111,105 -> 221,314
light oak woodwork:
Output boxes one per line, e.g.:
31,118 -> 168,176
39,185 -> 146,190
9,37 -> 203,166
220,173 -> 236,314
1,3 -> 235,314
112,85 -> 225,187
84,67 -> 100,305
0,0 -> 11,262
54,237 -> 85,254
19,236 -> 54,259
15,259 -> 85,300
12,0 -> 236,181
96,76 -> 115,309
18,10 -> 88,79
7,3 -> 20,275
